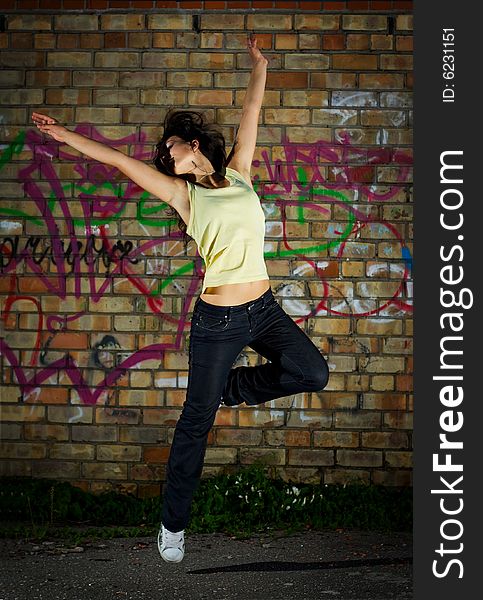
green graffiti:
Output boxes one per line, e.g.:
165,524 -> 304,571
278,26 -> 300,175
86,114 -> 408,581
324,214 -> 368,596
137,193 -> 177,227
296,167 -> 308,225
262,187 -> 355,258
0,132 -> 33,221
149,261 -> 196,296
0,131 -> 25,171
47,183 -> 176,228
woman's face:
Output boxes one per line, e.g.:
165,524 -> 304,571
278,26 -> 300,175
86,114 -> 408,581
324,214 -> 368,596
165,136 -> 197,175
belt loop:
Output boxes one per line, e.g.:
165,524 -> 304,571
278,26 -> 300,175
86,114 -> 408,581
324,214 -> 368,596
226,306 -> 231,321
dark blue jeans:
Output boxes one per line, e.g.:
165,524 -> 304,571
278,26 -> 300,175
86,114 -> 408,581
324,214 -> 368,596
161,287 -> 329,532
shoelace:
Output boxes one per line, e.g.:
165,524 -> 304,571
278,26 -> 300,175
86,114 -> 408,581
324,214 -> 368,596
163,529 -> 184,550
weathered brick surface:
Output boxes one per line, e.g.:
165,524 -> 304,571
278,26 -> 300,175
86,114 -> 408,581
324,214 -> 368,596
324,468 -> 370,484
55,15 -> 98,30
342,15 -> 387,30
240,448 -> 286,465
346,33 -> 370,50
0,4 -> 413,494
8,15 -> 52,30
295,15 -> 340,30
0,442 -> 47,459
82,462 -> 127,479
313,431 -> 359,448
50,443 -> 95,460
201,14 -> 245,30
337,449 -> 383,467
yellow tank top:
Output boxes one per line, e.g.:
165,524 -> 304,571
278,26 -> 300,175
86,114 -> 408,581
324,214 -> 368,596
185,167 -> 269,293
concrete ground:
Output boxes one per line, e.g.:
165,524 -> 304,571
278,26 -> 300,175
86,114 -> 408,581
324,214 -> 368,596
0,529 -> 412,600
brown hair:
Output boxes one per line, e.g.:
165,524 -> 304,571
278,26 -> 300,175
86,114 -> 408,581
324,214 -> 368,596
153,109 -> 234,246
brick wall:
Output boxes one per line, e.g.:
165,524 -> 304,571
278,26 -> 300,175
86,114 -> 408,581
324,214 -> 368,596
0,0 -> 413,497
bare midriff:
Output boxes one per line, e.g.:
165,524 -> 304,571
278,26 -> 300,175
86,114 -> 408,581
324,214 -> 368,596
199,279 -> 271,306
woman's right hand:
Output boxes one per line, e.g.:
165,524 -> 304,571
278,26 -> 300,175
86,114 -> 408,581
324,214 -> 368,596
32,112 -> 69,143
247,33 -> 268,67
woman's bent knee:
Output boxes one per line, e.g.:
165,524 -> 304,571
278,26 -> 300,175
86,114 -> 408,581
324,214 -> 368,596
303,354 -> 329,392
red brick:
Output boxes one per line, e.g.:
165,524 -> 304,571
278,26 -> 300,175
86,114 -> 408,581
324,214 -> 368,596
396,35 -> 413,51
333,54 -> 378,70
370,1 -> 392,8
10,33 -> 33,48
37,387 -> 69,405
300,1 -> 322,8
322,2 -> 345,10
144,447 -> 170,464
63,0 -> 85,6
105,32 -> 127,48
267,72 -> 308,89
396,375 -> 413,391
322,34 -> 345,50
17,0 -> 39,7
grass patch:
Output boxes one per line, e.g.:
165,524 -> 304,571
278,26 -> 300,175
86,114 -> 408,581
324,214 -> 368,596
0,465 -> 412,541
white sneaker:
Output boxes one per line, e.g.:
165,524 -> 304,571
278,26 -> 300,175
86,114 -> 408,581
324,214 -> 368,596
158,524 -> 185,563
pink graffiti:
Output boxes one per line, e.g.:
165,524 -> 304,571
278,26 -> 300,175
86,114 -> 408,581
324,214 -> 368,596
0,127 -> 412,404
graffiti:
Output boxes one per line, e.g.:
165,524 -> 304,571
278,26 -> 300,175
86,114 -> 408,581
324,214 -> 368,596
0,234 -> 138,272
252,136 -> 412,319
0,125 -> 412,405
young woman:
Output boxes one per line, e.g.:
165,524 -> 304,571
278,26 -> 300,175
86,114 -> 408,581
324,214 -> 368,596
32,35 -> 329,563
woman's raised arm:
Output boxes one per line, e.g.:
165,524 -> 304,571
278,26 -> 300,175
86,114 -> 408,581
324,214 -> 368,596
31,112 -> 184,205
226,34 -> 268,184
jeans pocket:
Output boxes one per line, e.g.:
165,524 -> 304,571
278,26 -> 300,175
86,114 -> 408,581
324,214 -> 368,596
196,312 -> 230,332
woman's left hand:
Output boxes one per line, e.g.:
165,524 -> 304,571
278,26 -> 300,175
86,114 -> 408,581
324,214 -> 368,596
247,33 -> 268,67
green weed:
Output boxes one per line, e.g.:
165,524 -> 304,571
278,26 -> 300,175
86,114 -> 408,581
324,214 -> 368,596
0,465 -> 411,541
